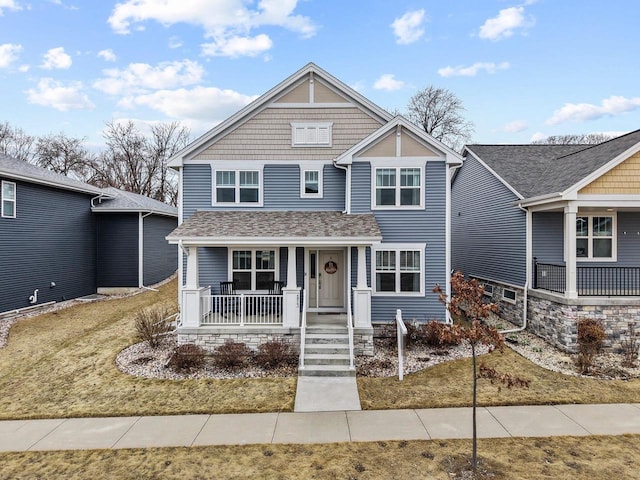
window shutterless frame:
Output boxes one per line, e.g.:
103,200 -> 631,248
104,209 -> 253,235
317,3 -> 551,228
575,213 -> 616,262
213,169 -> 262,206
300,168 -> 323,198
1,180 -> 16,218
371,243 -> 425,296
372,166 -> 424,209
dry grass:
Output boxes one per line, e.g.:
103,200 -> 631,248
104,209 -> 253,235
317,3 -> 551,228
0,279 -> 295,420
357,348 -> 640,410
1,436 -> 639,479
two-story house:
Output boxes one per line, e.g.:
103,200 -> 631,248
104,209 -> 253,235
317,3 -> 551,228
167,63 -> 462,374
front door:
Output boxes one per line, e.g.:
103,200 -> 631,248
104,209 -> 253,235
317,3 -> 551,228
318,250 -> 344,308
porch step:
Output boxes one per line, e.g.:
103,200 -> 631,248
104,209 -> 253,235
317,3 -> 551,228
298,364 -> 355,377
305,344 -> 350,355
305,333 -> 348,343
303,353 -> 351,366
300,324 -> 354,376
305,327 -> 348,335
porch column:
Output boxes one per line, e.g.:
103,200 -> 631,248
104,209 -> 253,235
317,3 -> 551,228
353,245 -> 372,328
182,245 -> 203,328
283,246 -> 301,328
564,205 -> 578,299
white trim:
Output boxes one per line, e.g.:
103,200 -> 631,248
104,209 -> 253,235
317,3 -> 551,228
212,168 -> 263,207
300,167 -> 323,198
502,288 -> 517,304
371,165 -> 425,210
0,171 -> 104,196
270,103 -> 355,109
371,243 -> 426,296
184,159 -> 335,168
227,248 -> 280,293
464,148 -> 525,200
1,180 -> 16,218
168,236 -> 382,246
291,122 -> 333,147
368,158 -> 429,168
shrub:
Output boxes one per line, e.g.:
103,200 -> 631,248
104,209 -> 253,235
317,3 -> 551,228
167,344 -> 205,372
213,341 -> 252,369
422,320 -> 463,348
621,322 -> 639,368
576,318 -> 605,374
255,340 -> 297,370
134,306 -> 172,348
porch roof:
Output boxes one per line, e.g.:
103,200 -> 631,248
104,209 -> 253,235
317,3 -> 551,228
167,210 -> 382,246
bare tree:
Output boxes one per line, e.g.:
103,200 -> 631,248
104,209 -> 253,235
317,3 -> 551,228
88,120 -> 190,204
532,133 -> 617,145
0,121 -> 35,162
406,86 -> 474,152
34,132 -> 93,179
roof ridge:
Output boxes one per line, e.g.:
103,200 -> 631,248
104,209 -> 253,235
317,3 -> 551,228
554,129 -> 639,160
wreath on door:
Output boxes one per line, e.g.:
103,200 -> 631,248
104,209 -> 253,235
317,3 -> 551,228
324,260 -> 338,274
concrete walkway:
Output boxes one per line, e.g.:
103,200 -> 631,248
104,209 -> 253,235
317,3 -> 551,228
294,377 -> 361,412
1,403 -> 639,452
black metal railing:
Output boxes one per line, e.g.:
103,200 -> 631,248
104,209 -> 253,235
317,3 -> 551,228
534,259 -> 640,296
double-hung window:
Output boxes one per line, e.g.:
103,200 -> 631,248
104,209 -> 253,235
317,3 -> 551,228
576,214 -> 616,260
372,244 -> 425,295
1,181 -> 16,218
214,170 -> 261,205
231,249 -> 277,291
373,167 -> 423,208
300,168 -> 323,198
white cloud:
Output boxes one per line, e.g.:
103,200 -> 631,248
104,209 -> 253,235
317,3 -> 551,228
168,36 -> 183,49
479,6 -> 534,41
107,0 -> 316,57
26,78 -> 94,111
391,9 -> 426,45
530,132 -> 546,142
118,86 -> 257,121
97,49 -> 117,62
373,74 -> 405,91
438,61 -> 510,77
546,95 -> 640,125
93,59 -> 204,96
503,120 -> 528,133
0,0 -> 21,15
201,34 -> 273,58
41,47 -> 72,70
18,64 -> 29,72
0,43 -> 22,68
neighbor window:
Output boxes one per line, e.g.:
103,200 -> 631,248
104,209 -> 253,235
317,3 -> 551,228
372,244 -> 424,295
300,169 -> 323,198
1,181 -> 16,218
214,170 -> 261,205
291,123 -> 332,147
502,288 -> 517,304
483,284 -> 494,297
231,249 -> 277,291
373,167 -> 423,208
576,214 -> 615,260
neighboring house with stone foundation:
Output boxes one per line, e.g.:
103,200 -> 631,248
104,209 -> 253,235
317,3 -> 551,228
166,63 -> 462,375
452,130 -> 640,351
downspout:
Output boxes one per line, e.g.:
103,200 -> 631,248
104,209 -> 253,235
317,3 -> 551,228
139,212 -> 158,291
90,193 -> 108,208
333,161 -> 350,214
500,203 -> 530,334
446,162 -> 463,324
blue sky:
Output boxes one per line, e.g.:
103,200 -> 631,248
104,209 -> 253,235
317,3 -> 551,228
1,0 -> 639,148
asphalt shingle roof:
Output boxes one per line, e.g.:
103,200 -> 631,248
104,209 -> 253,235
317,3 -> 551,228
466,129 -> 640,199
167,211 -> 382,241
93,187 -> 177,217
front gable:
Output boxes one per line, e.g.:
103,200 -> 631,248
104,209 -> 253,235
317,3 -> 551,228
579,151 -> 640,194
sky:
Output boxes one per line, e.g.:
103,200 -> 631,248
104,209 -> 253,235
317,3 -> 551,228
1,0 -> 639,149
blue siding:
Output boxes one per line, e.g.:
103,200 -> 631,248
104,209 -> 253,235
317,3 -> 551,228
183,164 -> 212,219
532,212 -> 563,263
0,178 -> 96,313
143,215 -> 178,285
96,213 -> 138,287
265,164 -> 345,210
452,154 -> 526,286
351,161 -> 447,322
197,247 -> 227,293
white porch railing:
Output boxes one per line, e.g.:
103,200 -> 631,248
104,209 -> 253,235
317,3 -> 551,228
200,294 -> 283,326
299,293 -> 307,369
396,309 -> 407,381
347,285 -> 355,370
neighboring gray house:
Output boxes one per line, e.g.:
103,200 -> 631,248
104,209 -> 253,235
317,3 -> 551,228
452,130 -> 640,351
0,154 -> 178,314
166,63 -> 462,373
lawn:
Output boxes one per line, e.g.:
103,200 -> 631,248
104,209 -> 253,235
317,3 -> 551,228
0,279 -> 296,420
1,435 -> 639,479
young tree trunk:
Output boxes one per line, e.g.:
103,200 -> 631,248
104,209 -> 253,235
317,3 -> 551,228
472,342 -> 477,471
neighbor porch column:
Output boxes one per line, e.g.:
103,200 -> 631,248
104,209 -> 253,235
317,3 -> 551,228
282,246 -> 301,327
564,204 -> 578,299
181,245 -> 203,328
353,245 -> 372,328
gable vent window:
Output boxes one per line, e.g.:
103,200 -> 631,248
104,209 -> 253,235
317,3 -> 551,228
291,123 -> 332,147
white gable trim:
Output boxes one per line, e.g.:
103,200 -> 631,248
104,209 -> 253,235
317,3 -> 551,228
463,148 -> 524,200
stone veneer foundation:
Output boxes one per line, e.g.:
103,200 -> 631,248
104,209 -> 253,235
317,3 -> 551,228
177,327 -> 374,356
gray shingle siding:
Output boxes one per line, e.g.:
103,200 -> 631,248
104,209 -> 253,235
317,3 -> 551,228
143,215 -> 177,285
0,179 -> 96,313
96,213 -> 139,287
351,161 -> 447,322
452,154 -> 526,286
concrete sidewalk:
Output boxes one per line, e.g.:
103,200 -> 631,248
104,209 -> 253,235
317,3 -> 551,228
1,403 -> 639,452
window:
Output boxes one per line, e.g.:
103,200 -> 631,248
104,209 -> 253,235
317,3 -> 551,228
300,169 -> 323,198
291,123 -> 332,147
214,170 -> 261,205
1,181 -> 16,218
230,249 -> 277,291
372,244 -> 425,295
483,284 -> 494,297
373,167 -> 423,208
576,214 -> 615,260
502,288 -> 517,304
